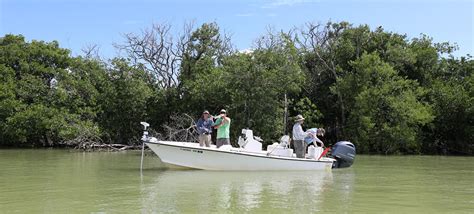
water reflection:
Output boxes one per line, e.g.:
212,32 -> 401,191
140,170 -> 335,213
323,169 -> 356,212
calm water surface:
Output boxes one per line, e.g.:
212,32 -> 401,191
0,149 -> 472,213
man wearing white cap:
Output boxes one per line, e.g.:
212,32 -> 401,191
292,114 -> 309,158
213,109 -> 231,148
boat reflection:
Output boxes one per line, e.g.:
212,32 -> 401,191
140,170 -> 334,213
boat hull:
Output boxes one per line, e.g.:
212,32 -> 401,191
146,141 -> 334,171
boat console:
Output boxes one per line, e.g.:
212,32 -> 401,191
237,129 -> 263,152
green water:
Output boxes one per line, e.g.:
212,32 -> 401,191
0,149 -> 472,213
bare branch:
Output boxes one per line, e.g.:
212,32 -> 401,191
114,22 -> 186,89
158,113 -> 199,142
81,43 -> 101,60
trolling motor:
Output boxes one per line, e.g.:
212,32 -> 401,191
140,122 -> 150,171
140,122 -> 150,141
331,141 -> 356,168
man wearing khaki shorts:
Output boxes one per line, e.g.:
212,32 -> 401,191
196,110 -> 213,147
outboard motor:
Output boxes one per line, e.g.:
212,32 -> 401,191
331,141 -> 356,168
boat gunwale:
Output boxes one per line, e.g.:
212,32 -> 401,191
145,140 -> 334,163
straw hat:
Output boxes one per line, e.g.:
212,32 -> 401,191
294,114 -> 305,122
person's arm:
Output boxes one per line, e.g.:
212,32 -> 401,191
214,116 -> 229,128
223,116 -> 230,123
293,124 -> 306,140
205,119 -> 213,133
306,129 -> 318,139
196,119 -> 204,134
314,136 -> 323,144
213,118 -> 222,129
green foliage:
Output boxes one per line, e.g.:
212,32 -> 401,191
0,21 -> 472,155
0,35 -> 97,146
179,22 -> 232,115
180,31 -> 304,142
337,53 -> 433,154
299,22 -> 471,154
228,33 -> 304,141
222,48 -> 303,142
97,58 -> 153,144
291,97 -> 323,129
424,56 -> 474,154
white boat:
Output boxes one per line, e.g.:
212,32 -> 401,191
140,123 -> 355,171
145,140 -> 335,171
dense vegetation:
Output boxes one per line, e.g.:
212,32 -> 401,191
0,21 -> 472,155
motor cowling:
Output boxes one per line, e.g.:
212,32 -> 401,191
331,141 -> 356,168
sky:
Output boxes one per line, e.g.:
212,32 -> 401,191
1,0 -> 473,58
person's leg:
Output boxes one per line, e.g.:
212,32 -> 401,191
198,134 -> 205,147
216,138 -> 223,148
294,140 -> 304,158
205,135 -> 211,147
303,142 -> 308,158
217,138 -> 230,148
294,140 -> 299,157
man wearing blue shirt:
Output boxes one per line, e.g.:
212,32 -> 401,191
305,128 -> 325,147
196,110 -> 213,147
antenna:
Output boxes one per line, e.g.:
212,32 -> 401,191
283,93 -> 288,135
140,122 -> 150,173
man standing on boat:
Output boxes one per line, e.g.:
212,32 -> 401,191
213,109 -> 231,148
292,115 -> 309,158
196,110 -> 213,147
